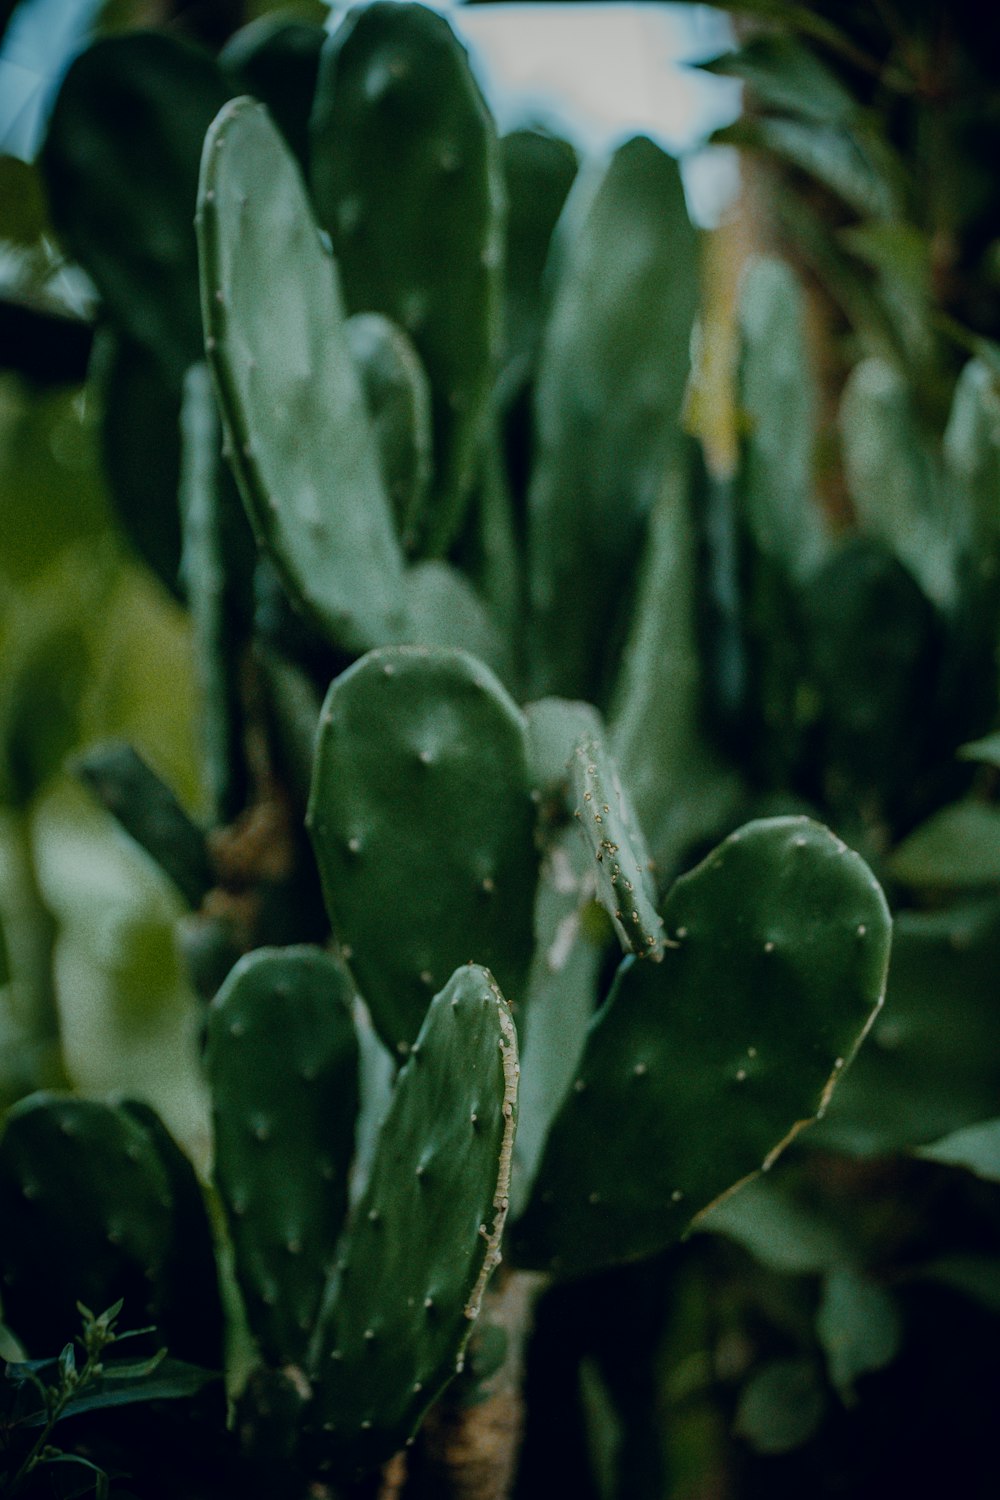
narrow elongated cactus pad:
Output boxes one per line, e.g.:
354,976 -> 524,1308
512,818 -> 891,1276
74,739 -> 213,909
528,135 -> 699,702
736,256 -> 828,580
311,0 -> 504,555
205,947 -> 359,1368
307,965 -> 518,1476
346,312 -> 433,552
571,734 -> 665,959
0,1095 -> 214,1360
513,825 -> 603,1212
609,457 -> 742,877
197,97 -> 405,653
500,127 -> 578,382
307,647 -> 538,1054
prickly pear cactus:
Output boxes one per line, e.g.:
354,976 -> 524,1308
307,646 -> 539,1054
205,947 -> 359,1368
0,1095 -> 222,1365
513,818 -> 892,1275
310,0 -> 504,556
307,963 -> 518,1475
197,95 -> 406,654
345,311 -> 433,552
528,133 -> 699,703
18,1 -> 939,1486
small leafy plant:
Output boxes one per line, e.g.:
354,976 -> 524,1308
1,1301 -> 216,1499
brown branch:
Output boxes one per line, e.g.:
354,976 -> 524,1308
402,1271 -> 546,1500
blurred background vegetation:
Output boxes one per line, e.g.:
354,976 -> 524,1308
1,2 -> 999,1497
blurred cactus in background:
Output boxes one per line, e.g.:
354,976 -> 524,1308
0,1 -> 998,1496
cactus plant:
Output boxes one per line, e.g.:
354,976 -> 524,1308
19,0 -> 1000,1491
197,94 -> 406,656
307,646 -> 539,1055
306,963 -> 518,1475
205,947 -> 359,1368
310,0 -> 504,557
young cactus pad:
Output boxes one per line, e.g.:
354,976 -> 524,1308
74,739 -> 213,908
307,964 -> 518,1475
310,0 -> 504,556
204,947 -> 359,1369
512,818 -> 891,1276
307,646 -> 539,1054
570,733 -> 665,959
196,96 -> 406,654
345,311 -> 433,551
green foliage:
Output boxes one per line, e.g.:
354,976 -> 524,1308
499,128 -> 578,388
197,95 -> 406,655
307,964 -> 517,1473
218,13 -> 325,170
3,0 -> 999,1490
307,646 -> 538,1054
205,947 -> 358,1368
513,818 -> 890,1275
0,1095 -> 222,1369
1,1301 -> 218,1500
699,0 -> 1000,413
40,33 -> 228,382
815,897 -> 1000,1154
73,741 -> 213,909
346,311 -> 433,550
310,0 -> 504,556
527,135 -> 699,703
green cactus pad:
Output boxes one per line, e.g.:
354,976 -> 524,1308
118,1100 -> 225,1371
839,357 -> 956,610
307,964 -> 518,1475
205,947 -> 359,1368
512,817 -> 891,1276
513,825 -> 603,1211
570,734 -> 665,960
400,562 -> 509,685
0,1096 -> 188,1357
500,127 -> 578,385
42,33 -> 228,380
310,1 -> 504,555
462,425 -> 524,647
346,312 -> 433,553
179,362 -> 247,825
527,134 -> 699,702
74,740 -> 213,909
609,458 -> 742,878
307,647 -> 538,1055
813,896 -> 1000,1155
196,96 -> 406,654
524,697 -> 603,816
219,14 -> 325,170
736,257 -> 828,580
800,536 -> 939,821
